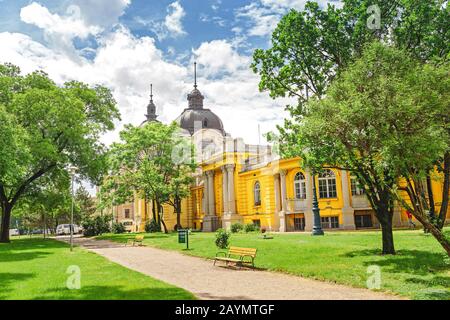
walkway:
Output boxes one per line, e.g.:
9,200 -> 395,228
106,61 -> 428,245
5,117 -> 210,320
59,236 -> 402,300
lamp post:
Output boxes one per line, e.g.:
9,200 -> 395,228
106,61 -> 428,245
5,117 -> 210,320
311,172 -> 324,236
68,166 -> 77,251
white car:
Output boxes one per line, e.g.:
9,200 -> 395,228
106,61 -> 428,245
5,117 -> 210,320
56,224 -> 81,235
9,228 -> 20,236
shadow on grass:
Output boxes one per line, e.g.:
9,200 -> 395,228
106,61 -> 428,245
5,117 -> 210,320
0,273 -> 35,299
33,285 -> 194,300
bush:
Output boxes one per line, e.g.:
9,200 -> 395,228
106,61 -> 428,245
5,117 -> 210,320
244,223 -> 259,233
82,215 -> 111,236
230,222 -> 244,233
112,222 -> 126,234
145,219 -> 161,233
215,228 -> 231,249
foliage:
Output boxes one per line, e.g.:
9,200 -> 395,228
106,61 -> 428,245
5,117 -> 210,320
295,42 -> 450,255
0,63 -> 120,242
75,186 -> 96,221
244,223 -> 259,233
82,215 -> 111,237
112,222 -> 126,234
230,222 -> 244,233
104,122 -> 196,233
145,219 -> 161,233
252,0 -> 449,255
215,228 -> 231,249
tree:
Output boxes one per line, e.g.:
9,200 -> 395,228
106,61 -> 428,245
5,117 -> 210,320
295,42 -> 449,255
0,63 -> 120,242
75,185 -> 96,221
105,122 -> 196,233
252,0 -> 449,254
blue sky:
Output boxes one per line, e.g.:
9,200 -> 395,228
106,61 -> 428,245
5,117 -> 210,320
0,0 -> 342,146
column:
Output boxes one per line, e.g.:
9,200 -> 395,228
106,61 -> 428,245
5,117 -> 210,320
279,170 -> 287,232
273,174 -> 281,231
341,170 -> 356,229
202,172 -> 209,215
203,170 -> 218,232
226,164 -> 236,214
304,169 -> 314,231
221,166 -> 229,214
207,170 -> 215,216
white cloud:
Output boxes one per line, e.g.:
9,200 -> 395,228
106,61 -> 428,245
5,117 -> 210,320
236,0 -> 342,37
164,1 -> 187,37
1,3 -> 293,147
71,0 -> 130,28
20,2 -> 102,39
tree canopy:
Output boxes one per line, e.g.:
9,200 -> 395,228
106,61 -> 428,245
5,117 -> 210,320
0,63 -> 120,242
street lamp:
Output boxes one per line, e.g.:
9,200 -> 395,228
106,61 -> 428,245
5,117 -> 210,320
311,172 -> 324,236
68,165 -> 77,251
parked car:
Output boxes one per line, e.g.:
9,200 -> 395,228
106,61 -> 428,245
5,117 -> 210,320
9,229 -> 20,236
121,220 -> 134,233
56,224 -> 81,235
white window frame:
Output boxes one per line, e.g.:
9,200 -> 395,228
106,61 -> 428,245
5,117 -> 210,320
318,169 -> 337,198
294,172 -> 307,199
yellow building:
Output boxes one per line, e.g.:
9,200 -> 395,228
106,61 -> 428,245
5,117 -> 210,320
113,78 -> 450,233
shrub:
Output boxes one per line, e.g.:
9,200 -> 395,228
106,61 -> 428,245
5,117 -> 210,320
230,222 -> 244,233
145,219 -> 161,233
244,223 -> 259,233
82,215 -> 111,236
112,222 -> 126,234
215,228 -> 230,249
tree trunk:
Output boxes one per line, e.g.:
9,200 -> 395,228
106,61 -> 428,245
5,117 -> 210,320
438,152 -> 450,229
380,218 -> 395,255
152,199 -> 157,222
413,212 -> 450,257
0,204 -> 12,243
175,196 -> 182,230
375,204 -> 396,255
157,202 -> 168,233
426,173 -> 435,218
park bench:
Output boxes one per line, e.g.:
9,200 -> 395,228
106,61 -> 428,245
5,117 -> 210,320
126,235 -> 144,247
214,246 -> 257,268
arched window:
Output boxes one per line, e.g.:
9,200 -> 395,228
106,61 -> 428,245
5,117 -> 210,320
203,119 -> 208,128
254,181 -> 261,206
318,169 -> 337,198
294,172 -> 307,199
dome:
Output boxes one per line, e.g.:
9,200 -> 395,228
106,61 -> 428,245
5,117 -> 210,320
175,68 -> 225,135
175,107 -> 225,135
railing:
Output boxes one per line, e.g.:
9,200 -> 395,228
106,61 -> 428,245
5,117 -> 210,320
286,198 -> 307,213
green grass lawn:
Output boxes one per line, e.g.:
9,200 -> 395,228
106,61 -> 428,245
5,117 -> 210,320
0,238 -> 195,300
98,228 -> 450,300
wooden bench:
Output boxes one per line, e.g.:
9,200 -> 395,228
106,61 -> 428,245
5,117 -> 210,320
126,235 -> 144,247
214,246 -> 257,268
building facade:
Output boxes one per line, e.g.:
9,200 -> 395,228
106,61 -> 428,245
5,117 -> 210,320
113,73 -> 450,233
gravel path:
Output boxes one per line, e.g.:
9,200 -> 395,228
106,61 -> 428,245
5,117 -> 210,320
60,236 -> 402,300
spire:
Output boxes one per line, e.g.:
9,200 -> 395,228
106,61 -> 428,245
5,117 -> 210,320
194,62 -> 197,89
187,61 -> 204,109
146,83 -> 158,122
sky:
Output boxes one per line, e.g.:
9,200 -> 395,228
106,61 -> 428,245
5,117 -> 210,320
0,0 -> 344,145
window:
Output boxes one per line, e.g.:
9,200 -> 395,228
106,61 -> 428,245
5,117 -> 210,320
321,216 -> 339,229
318,169 -> 337,198
351,177 -> 365,196
294,172 -> 307,199
355,214 -> 373,228
203,119 -> 208,128
294,217 -> 305,231
252,220 -> 261,228
124,209 -> 130,219
254,181 -> 261,206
